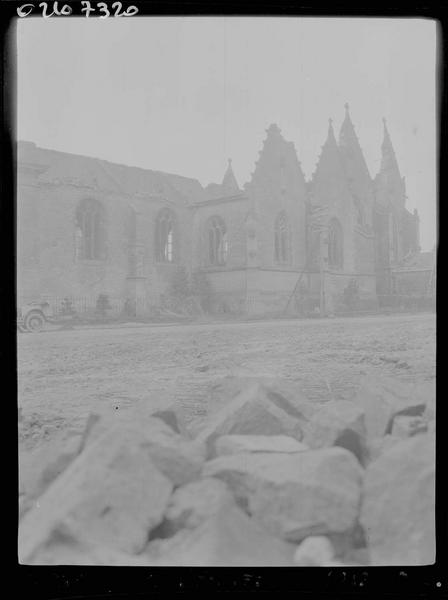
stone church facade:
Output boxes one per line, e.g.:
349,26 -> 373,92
17,105 -> 421,317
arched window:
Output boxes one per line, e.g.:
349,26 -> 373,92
207,216 -> 228,266
155,208 -> 176,263
75,198 -> 106,260
328,218 -> 344,269
274,211 -> 290,264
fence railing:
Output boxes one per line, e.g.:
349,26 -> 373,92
18,290 -> 436,323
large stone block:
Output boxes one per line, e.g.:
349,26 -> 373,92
146,504 -> 296,566
195,383 -> 305,458
366,434 -> 402,464
207,376 -> 318,421
85,411 -> 206,486
164,477 -> 235,533
360,433 -> 435,565
356,375 -> 427,439
19,413 -> 102,517
203,447 -> 363,542
303,400 -> 368,465
19,425 -> 174,564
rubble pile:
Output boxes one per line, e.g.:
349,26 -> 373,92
18,376 -> 435,566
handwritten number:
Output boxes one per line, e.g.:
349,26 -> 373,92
39,2 -> 50,17
17,0 -> 138,18
125,5 -> 138,16
112,2 -> 122,16
81,1 -> 94,16
97,2 -> 110,18
17,4 -> 35,16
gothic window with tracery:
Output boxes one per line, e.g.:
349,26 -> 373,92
328,218 -> 344,269
274,211 -> 291,264
75,198 -> 107,260
207,216 -> 228,266
155,208 -> 176,263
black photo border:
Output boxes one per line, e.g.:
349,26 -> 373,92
2,2 -> 445,598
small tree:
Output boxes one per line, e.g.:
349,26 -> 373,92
343,278 -> 360,313
122,297 -> 136,318
191,270 -> 212,313
61,297 -> 76,316
164,267 -> 213,315
96,293 -> 111,318
169,266 -> 191,301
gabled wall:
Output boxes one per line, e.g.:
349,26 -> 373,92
245,124 -> 308,272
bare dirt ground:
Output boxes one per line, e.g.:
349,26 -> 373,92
18,313 -> 436,453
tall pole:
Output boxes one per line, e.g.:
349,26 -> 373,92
319,229 -> 326,317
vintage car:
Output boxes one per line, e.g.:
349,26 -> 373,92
17,301 -> 53,332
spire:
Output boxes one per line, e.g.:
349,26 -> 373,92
222,158 -> 240,194
374,118 -> 406,210
338,102 -> 371,181
339,102 -> 357,150
327,118 -> 337,146
379,117 -> 400,176
245,122 -> 306,193
266,123 -> 281,136
311,117 -> 345,189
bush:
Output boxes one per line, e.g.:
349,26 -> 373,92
343,279 -> 360,312
96,293 -> 111,317
60,297 -> 76,316
191,270 -> 212,312
168,266 -> 191,301
164,268 -> 212,315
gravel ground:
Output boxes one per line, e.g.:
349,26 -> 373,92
17,313 -> 436,452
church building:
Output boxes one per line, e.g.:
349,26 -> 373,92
17,105 -> 422,317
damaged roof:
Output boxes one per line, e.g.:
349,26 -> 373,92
17,141 -> 208,205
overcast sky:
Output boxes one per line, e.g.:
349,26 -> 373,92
17,17 -> 437,251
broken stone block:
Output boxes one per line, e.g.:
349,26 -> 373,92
85,412 -> 206,486
303,400 -> 368,465
19,413 -> 101,517
137,418 -> 206,486
163,477 -> 235,534
356,375 -> 426,439
391,415 -> 428,438
195,383 -> 305,458
19,425 -> 174,564
293,536 -> 335,566
19,434 -> 81,512
215,434 -> 308,456
203,447 -> 363,542
360,433 -> 435,565
208,376 -> 318,421
366,434 -> 402,464
22,528 -> 159,566
151,405 -> 188,436
146,504 -> 296,566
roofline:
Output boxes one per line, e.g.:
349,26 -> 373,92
190,193 -> 249,208
17,140 -> 205,188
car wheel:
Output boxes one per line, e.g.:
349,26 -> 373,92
24,310 -> 45,332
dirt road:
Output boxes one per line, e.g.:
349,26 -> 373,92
18,313 -> 436,451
